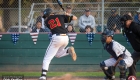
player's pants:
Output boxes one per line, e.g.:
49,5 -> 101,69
42,34 -> 69,70
104,57 -> 133,67
128,51 -> 140,77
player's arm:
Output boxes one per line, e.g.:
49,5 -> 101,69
63,14 -> 77,23
114,57 -> 123,67
65,12 -> 77,20
112,42 -> 124,67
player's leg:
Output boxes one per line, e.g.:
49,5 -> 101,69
55,46 -> 77,61
118,60 -> 128,80
127,51 -> 140,79
118,55 -> 133,80
55,47 -> 69,58
55,36 -> 69,58
55,36 -> 77,61
100,58 -> 116,80
67,46 -> 77,61
39,36 -> 63,80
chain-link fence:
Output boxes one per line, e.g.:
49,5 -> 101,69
0,0 -> 140,33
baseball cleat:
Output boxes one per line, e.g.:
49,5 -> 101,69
68,46 -> 77,61
39,76 -> 46,80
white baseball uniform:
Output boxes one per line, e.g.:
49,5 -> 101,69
104,40 -> 133,67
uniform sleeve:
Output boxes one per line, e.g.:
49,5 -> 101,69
63,15 -> 73,23
112,42 -> 124,57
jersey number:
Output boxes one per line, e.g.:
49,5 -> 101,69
48,17 -> 61,29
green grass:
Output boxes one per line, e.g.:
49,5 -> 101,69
0,72 -> 140,77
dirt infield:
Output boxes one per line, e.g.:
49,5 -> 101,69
24,77 -> 140,80
22,74 -> 140,80
1,74 -> 139,80
24,77 -> 133,80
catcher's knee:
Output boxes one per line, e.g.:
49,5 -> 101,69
118,60 -> 127,78
100,61 -> 110,70
118,60 -> 127,70
100,61 -> 106,69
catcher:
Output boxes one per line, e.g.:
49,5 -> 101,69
100,29 -> 133,80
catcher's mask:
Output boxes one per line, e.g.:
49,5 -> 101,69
101,29 -> 114,48
43,8 -> 53,19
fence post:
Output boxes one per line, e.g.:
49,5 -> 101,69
18,0 -> 21,32
101,0 -> 104,32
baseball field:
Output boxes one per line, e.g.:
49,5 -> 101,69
0,72 -> 140,80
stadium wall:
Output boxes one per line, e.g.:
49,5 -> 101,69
0,33 -> 139,72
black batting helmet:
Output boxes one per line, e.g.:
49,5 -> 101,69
120,14 -> 133,22
43,8 -> 53,19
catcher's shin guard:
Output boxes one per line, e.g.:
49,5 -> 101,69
118,60 -> 127,79
100,61 -> 115,79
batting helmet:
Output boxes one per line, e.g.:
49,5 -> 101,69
42,8 -> 53,19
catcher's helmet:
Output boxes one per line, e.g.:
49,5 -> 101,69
101,28 -> 114,45
102,28 -> 114,37
120,14 -> 133,22
43,8 -> 53,19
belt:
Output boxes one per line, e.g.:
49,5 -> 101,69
55,34 -> 67,36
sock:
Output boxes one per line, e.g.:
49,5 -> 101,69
41,69 -> 48,77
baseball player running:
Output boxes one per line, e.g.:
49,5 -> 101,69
39,8 -> 77,80
100,29 -> 133,80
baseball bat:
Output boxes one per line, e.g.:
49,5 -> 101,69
57,0 -> 65,11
